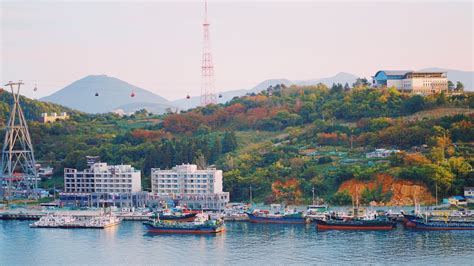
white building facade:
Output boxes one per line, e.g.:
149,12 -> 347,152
64,163 -> 141,194
465,187 -> 474,204
373,70 -> 448,95
151,164 -> 229,210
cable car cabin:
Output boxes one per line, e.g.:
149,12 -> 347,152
186,94 -> 191,99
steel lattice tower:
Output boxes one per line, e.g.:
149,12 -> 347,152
1,81 -> 38,197
200,0 -> 217,106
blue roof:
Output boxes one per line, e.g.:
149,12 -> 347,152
452,196 -> 465,200
374,70 -> 413,80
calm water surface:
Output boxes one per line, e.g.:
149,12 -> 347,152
1,220 -> 474,265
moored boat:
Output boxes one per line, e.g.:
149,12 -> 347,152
305,204 -> 329,221
407,219 -> 474,230
246,212 -> 309,224
403,212 -> 474,230
315,217 -> 396,230
144,214 -> 224,234
158,207 -> 197,222
246,204 -> 309,224
159,212 -> 197,222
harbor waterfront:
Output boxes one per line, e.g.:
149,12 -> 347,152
1,220 -> 474,265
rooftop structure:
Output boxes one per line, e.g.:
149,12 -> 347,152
366,149 -> 401,159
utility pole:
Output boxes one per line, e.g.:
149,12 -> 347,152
312,186 -> 315,205
1,81 -> 38,198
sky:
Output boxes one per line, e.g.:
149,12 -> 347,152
1,0 -> 473,101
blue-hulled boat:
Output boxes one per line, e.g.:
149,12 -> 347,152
246,212 -> 309,224
408,219 -> 474,230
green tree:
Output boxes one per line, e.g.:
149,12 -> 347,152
448,80 -> 455,90
330,191 -> 352,205
222,131 -> 238,153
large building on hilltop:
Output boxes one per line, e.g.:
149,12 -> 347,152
151,164 -> 229,209
373,70 -> 448,95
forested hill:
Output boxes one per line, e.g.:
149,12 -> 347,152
0,89 -> 80,125
1,84 -> 473,204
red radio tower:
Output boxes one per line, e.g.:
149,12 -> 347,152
201,0 -> 216,106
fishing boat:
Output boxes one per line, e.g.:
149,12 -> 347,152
402,202 -> 474,229
305,204 -> 329,221
403,211 -> 474,230
158,207 -> 197,222
406,219 -> 474,230
223,203 -> 250,221
246,204 -> 310,224
315,216 -> 396,230
144,213 -> 225,234
315,186 -> 395,230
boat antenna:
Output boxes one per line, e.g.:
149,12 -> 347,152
249,185 -> 253,206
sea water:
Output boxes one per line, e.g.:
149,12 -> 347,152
1,220 -> 474,265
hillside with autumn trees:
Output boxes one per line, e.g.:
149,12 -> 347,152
1,83 -> 473,205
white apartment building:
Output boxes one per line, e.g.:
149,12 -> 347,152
151,164 -> 223,194
64,163 -> 141,194
150,164 -> 229,210
401,72 -> 448,95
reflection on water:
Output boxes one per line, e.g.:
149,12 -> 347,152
1,221 -> 474,265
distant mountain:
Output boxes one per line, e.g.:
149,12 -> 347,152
172,79 -> 292,111
248,79 -> 293,93
41,75 -> 174,113
420,68 -> 474,91
295,72 -> 358,87
171,73 -> 359,110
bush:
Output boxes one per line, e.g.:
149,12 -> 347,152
317,156 -> 333,164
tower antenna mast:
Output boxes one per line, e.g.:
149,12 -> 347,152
1,81 -> 38,198
200,0 -> 217,106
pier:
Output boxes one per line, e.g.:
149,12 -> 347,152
0,210 -> 152,221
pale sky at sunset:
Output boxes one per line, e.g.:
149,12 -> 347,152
1,0 -> 473,100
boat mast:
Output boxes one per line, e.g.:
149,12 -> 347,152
249,185 -> 253,206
